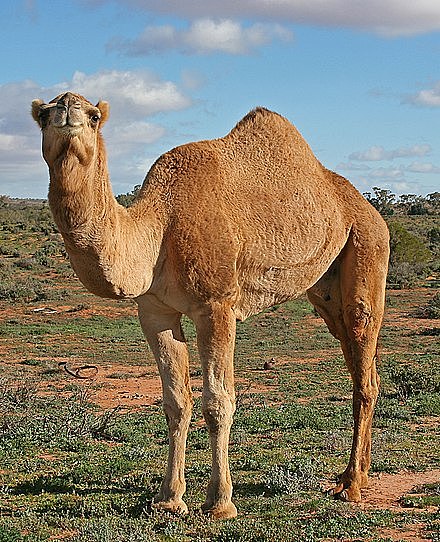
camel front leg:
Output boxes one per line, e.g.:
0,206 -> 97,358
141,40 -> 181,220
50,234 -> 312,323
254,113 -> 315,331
194,303 -> 238,519
137,298 -> 193,515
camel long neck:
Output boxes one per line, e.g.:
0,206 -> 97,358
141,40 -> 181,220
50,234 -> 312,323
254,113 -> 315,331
47,135 -> 160,299
48,136 -> 117,239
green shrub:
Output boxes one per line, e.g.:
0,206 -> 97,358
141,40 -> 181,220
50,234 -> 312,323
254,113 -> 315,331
387,262 -> 422,289
261,456 -> 320,496
0,525 -> 23,542
0,278 -> 44,302
428,226 -> 440,255
387,221 -> 432,288
116,185 -> 141,207
385,361 -> 440,401
14,257 -> 37,270
425,292 -> 440,319
388,222 -> 432,265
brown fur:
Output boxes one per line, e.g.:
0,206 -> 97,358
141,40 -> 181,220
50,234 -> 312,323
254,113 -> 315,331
32,92 -> 389,518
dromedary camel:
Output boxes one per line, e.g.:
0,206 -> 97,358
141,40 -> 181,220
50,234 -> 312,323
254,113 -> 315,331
32,92 -> 389,519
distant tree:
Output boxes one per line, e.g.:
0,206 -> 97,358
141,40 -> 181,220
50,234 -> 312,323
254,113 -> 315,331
116,185 -> 141,208
426,192 -> 440,215
428,227 -> 440,256
397,194 -> 425,215
363,187 -> 395,216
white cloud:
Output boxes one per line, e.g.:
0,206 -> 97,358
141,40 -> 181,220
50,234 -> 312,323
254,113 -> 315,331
405,161 -> 440,173
406,81 -> 440,107
68,70 -> 190,118
109,18 -> 293,56
349,144 -> 431,161
369,167 -> 405,180
89,0 -> 440,37
0,133 -> 28,152
0,70 -> 191,198
336,161 -> 371,171
115,121 -> 166,145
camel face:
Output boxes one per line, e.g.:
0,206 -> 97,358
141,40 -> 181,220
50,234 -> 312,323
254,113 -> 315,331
32,92 -> 109,166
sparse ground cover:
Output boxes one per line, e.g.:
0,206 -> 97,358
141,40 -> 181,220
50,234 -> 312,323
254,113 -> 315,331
0,201 -> 439,541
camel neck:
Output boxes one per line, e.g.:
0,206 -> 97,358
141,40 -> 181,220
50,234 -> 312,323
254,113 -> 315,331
46,136 -> 161,300
47,136 -> 119,242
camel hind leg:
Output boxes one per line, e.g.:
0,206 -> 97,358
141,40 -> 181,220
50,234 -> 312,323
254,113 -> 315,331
307,225 -> 389,502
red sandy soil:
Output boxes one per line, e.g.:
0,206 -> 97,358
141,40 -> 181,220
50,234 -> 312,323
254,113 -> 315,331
361,470 -> 440,541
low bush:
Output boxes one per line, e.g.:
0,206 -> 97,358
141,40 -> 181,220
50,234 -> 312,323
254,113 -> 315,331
261,456 -> 320,496
425,292 -> 440,319
387,221 -> 432,288
384,361 -> 440,401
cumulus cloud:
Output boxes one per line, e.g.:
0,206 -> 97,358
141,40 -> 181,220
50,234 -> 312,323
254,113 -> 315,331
369,167 -> 405,180
405,161 -> 440,173
340,143 -> 439,195
87,0 -> 440,37
53,70 -> 191,118
349,144 -> 431,161
406,81 -> 440,107
336,161 -> 371,171
0,70 -> 191,198
109,18 -> 293,56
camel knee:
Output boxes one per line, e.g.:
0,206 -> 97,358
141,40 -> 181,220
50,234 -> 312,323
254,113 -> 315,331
344,299 -> 376,341
163,396 -> 193,430
354,383 -> 379,412
202,392 -> 235,433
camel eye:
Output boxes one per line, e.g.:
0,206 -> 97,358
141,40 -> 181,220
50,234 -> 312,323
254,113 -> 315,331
91,114 -> 100,124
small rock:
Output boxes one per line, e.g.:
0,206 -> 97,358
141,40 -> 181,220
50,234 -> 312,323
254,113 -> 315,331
263,358 -> 276,370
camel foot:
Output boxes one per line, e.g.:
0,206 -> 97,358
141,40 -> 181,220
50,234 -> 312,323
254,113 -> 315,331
328,481 -> 362,503
202,500 -> 238,520
152,497 -> 189,515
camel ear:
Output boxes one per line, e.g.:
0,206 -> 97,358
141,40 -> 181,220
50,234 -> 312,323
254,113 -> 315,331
96,101 -> 109,126
31,99 -> 45,127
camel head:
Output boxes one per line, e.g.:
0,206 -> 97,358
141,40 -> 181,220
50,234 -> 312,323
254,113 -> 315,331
32,92 -> 109,167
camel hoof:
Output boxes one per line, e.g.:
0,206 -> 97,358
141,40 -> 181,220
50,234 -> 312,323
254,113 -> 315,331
152,498 -> 189,515
328,484 -> 361,503
202,501 -> 238,520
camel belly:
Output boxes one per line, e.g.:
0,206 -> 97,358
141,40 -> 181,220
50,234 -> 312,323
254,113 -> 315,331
233,225 -> 350,320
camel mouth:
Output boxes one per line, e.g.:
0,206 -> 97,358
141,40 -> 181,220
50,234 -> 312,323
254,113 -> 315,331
51,124 -> 83,139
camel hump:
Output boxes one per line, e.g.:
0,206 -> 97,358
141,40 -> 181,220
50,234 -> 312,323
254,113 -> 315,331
235,106 -> 281,123
231,107 -> 290,134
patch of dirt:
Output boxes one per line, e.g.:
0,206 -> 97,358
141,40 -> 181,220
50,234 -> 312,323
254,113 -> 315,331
380,524 -> 430,542
359,470 -> 440,541
44,360 -> 273,412
361,469 -> 440,511
43,360 -> 169,410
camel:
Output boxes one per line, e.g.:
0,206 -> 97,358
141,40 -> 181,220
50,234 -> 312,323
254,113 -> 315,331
31,92 -> 389,519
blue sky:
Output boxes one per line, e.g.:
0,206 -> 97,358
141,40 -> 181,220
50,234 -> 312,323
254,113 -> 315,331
1,0 -> 439,198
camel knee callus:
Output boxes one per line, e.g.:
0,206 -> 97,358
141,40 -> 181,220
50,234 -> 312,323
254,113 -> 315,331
32,94 -> 389,517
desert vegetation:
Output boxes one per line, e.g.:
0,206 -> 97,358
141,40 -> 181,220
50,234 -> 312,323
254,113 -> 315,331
0,191 -> 438,541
